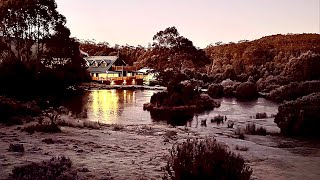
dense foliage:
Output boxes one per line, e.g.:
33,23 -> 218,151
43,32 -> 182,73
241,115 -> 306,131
275,93 -> 320,137
79,40 -> 146,66
164,138 -> 252,180
0,0 -> 89,97
205,34 -> 320,84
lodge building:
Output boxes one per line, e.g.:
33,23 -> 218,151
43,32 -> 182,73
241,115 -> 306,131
84,56 -> 144,85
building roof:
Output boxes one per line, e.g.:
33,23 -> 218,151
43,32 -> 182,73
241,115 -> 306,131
85,56 -> 118,73
85,56 -> 118,62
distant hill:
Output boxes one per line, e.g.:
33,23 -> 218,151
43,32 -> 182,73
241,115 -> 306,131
204,34 -> 320,84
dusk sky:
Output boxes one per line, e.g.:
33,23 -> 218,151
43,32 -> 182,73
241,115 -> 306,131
56,0 -> 320,48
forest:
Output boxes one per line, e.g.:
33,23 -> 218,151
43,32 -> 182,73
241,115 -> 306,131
80,28 -> 320,91
0,0 -> 88,97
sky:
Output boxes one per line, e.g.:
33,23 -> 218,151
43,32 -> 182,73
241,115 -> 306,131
55,0 -> 320,48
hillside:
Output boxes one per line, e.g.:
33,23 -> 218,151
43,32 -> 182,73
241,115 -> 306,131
204,34 -> 320,85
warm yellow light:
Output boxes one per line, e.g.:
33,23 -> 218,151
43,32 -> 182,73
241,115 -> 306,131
90,90 -> 119,124
111,81 -> 115,85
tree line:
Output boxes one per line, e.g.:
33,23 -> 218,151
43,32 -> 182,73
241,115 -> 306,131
80,27 -> 320,87
0,0 -> 88,98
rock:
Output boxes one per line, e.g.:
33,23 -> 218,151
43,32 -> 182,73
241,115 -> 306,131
275,93 -> 320,137
235,82 -> 259,100
207,84 -> 224,98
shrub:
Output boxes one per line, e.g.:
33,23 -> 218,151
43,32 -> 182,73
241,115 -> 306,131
234,127 -> 245,139
255,113 -> 267,119
200,119 -> 207,126
42,138 -> 55,144
245,123 -> 267,136
23,122 -> 61,134
235,145 -> 249,151
207,84 -> 224,98
227,121 -> 235,128
267,80 -> 320,102
9,144 -> 24,153
163,138 -> 252,180
255,127 -> 267,136
145,83 -> 221,122
275,92 -> 320,137
8,156 -> 78,180
235,82 -> 259,100
0,96 -> 41,125
113,124 -> 124,131
211,115 -> 225,124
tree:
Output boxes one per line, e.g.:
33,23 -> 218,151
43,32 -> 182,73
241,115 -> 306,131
144,26 -> 210,72
0,0 -> 65,61
0,0 -> 88,96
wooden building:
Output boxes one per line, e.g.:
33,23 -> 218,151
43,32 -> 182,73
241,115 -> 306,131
84,56 -> 143,85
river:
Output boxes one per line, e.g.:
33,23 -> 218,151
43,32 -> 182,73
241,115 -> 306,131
63,89 -> 280,132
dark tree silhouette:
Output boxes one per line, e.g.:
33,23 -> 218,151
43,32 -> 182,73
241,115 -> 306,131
143,26 -> 210,72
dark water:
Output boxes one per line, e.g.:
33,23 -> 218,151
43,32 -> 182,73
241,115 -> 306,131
64,90 -> 279,128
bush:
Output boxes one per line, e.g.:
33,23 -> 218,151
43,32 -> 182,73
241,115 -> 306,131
235,145 -> 249,151
210,115 -> 225,124
163,138 -> 252,180
23,122 -> 61,134
275,92 -> 320,137
9,144 -> 25,153
245,123 -> 267,136
235,82 -> 259,100
145,83 -> 221,121
234,127 -> 245,139
267,81 -> 320,102
113,124 -> 124,131
207,84 -> 224,98
227,121 -> 235,128
255,113 -> 267,119
8,156 -> 78,180
0,96 -> 41,125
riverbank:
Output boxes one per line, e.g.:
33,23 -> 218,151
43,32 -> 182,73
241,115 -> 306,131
1,123 -> 319,180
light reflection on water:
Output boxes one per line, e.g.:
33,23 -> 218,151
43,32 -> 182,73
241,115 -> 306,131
67,90 -> 279,128
82,90 -> 155,124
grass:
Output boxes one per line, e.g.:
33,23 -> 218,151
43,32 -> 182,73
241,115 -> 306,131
8,156 -> 78,180
56,116 -> 101,129
23,122 -> 61,134
163,138 -> 252,180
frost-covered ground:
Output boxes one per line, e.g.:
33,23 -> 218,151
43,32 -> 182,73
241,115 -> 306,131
1,122 -> 319,180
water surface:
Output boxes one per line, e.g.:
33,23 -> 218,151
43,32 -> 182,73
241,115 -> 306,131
64,90 -> 279,129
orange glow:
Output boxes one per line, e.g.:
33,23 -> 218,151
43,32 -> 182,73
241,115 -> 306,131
90,90 -> 119,123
